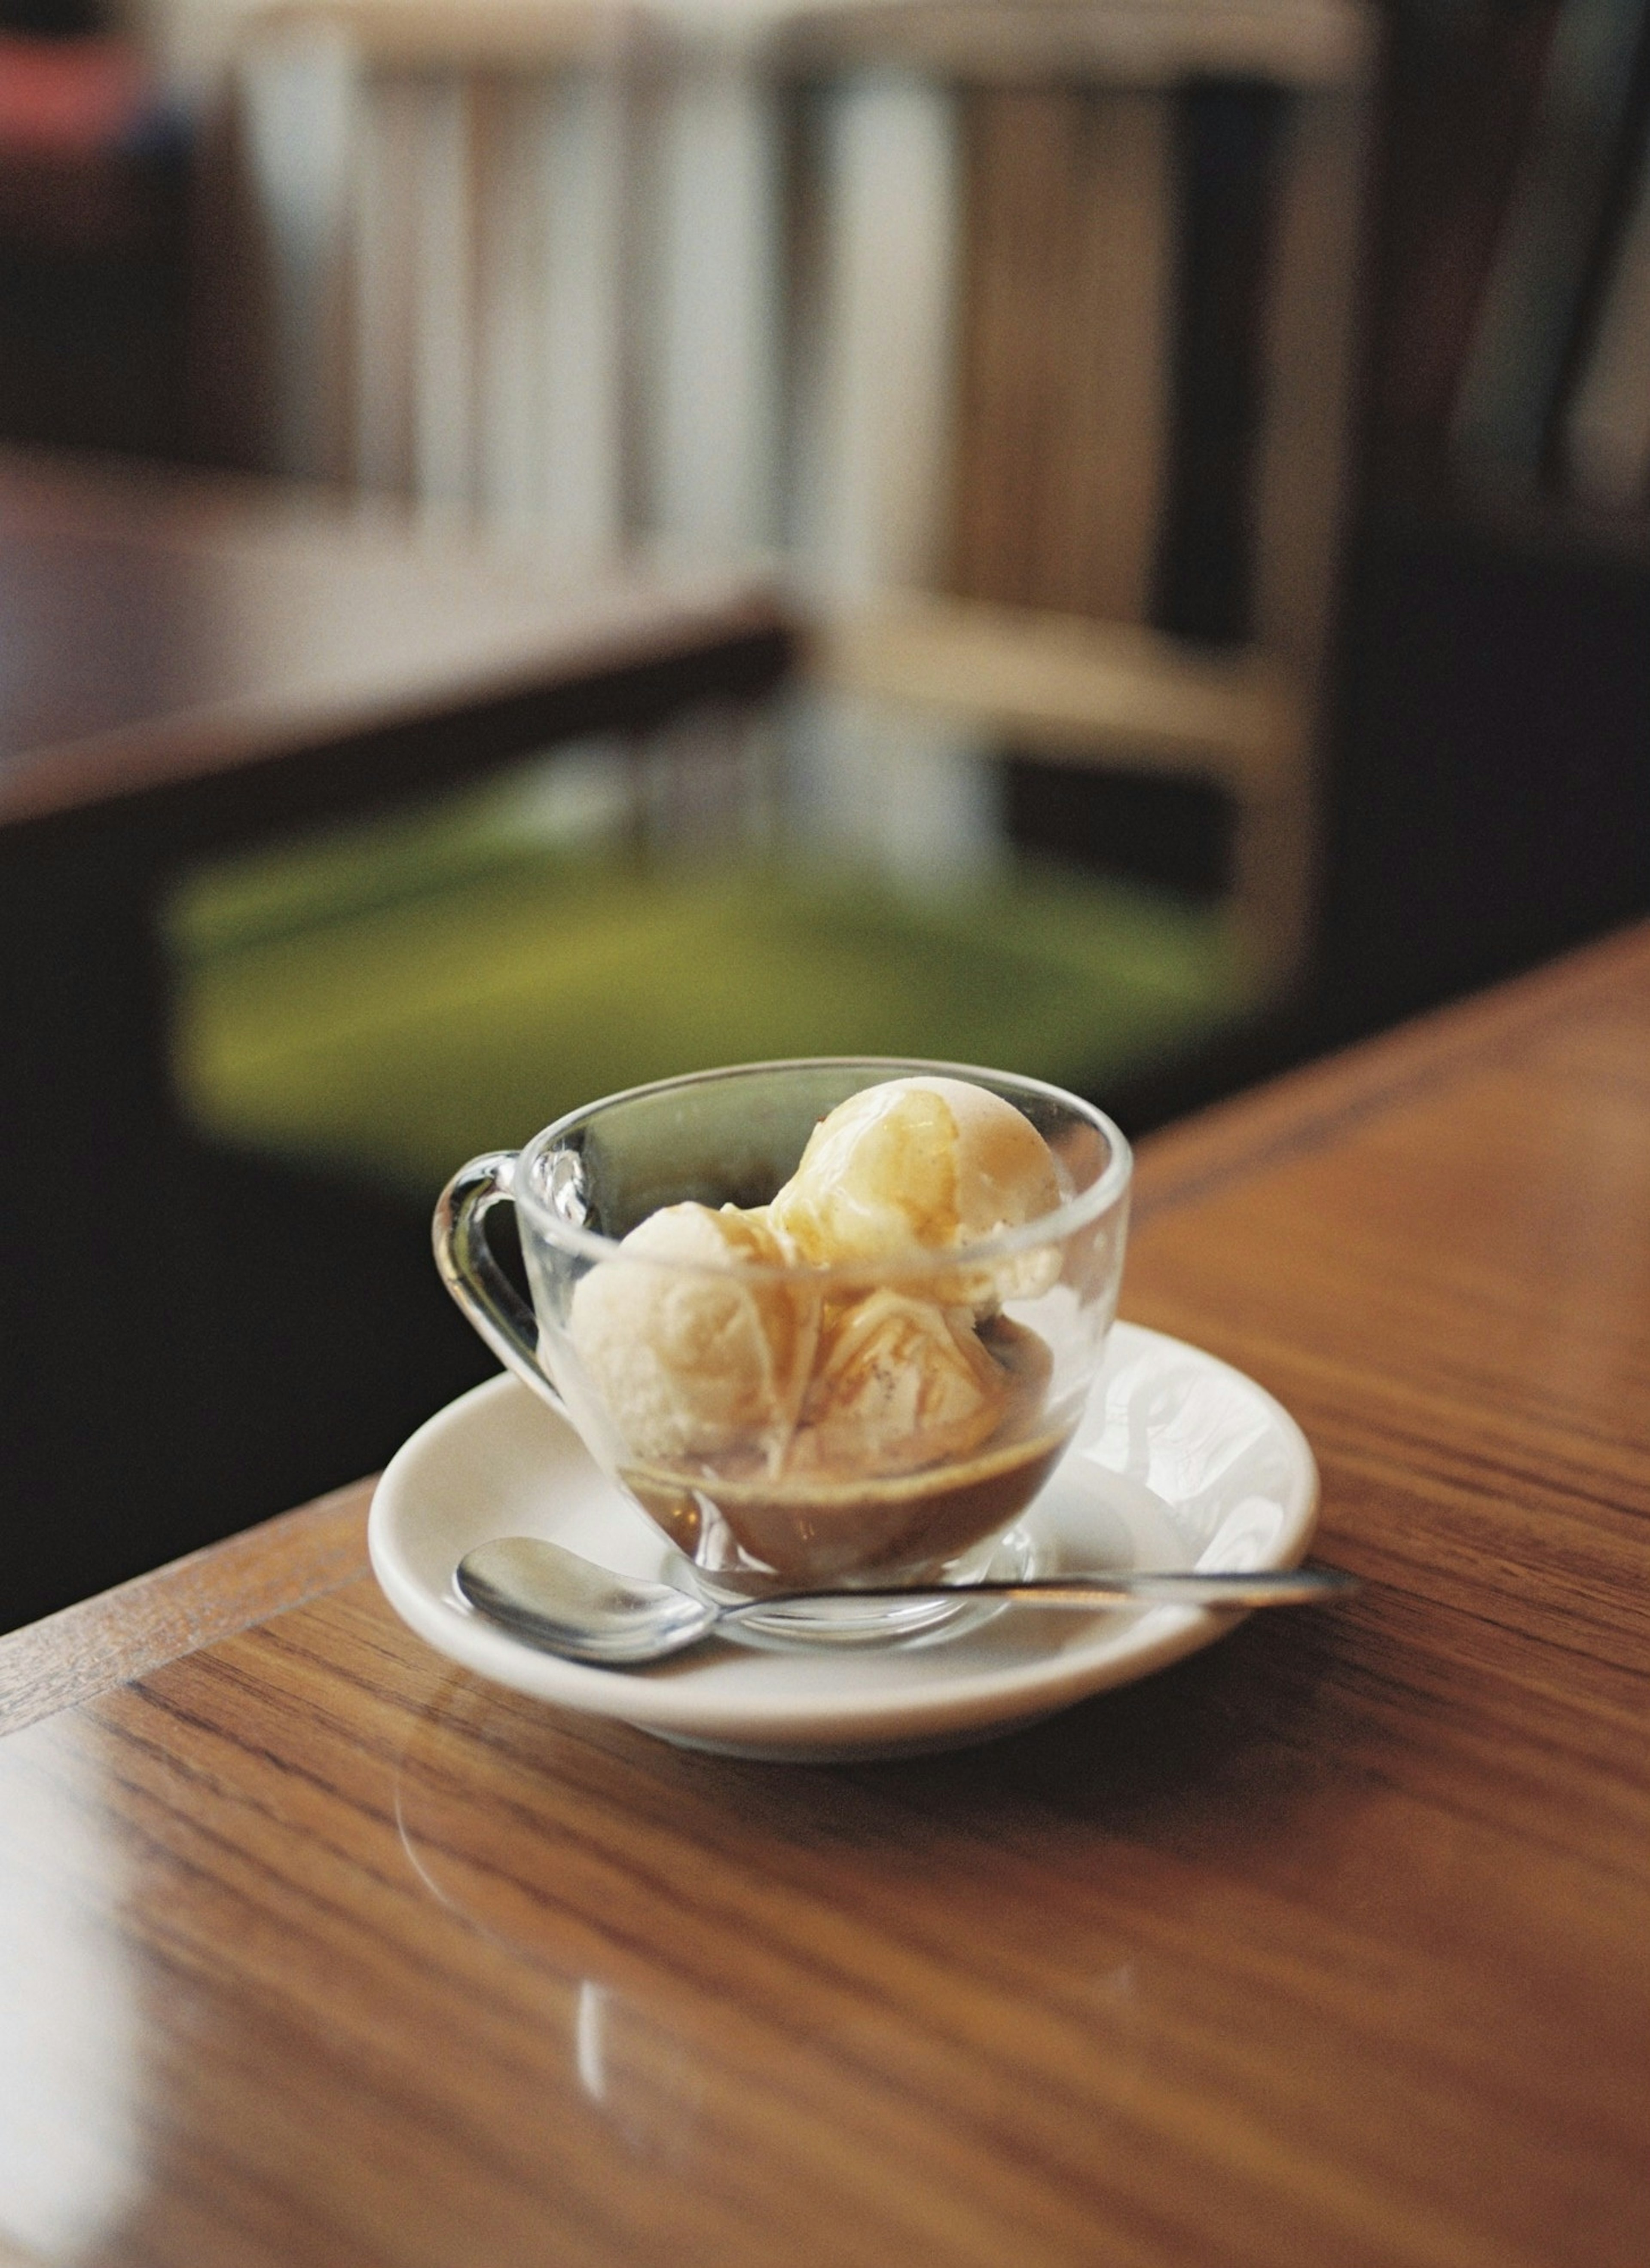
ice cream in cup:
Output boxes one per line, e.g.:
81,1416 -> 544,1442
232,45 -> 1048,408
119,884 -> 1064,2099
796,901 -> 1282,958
435,1062 -> 1131,1644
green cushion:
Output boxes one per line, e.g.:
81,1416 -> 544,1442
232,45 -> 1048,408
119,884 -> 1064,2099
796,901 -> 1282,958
167,797 -> 1253,1201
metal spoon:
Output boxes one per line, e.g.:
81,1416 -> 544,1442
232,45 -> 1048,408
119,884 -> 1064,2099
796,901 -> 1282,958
455,1536 -> 1359,1667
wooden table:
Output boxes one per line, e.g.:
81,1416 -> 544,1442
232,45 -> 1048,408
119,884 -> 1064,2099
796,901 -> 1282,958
2,922 -> 1647,2268
0,449 -> 790,1623
0,452 -> 787,840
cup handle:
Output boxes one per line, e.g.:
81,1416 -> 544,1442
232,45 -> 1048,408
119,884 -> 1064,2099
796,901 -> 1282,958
433,1153 -> 567,1417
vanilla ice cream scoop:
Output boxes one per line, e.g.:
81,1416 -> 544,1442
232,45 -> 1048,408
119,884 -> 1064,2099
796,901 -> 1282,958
568,1203 -> 817,1467
770,1076 -> 1063,1305
786,1291 -> 1010,1477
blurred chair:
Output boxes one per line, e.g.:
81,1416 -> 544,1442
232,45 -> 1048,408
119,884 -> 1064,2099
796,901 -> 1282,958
172,0 -> 1372,1200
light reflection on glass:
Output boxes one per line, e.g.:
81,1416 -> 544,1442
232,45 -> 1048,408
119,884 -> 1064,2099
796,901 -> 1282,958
576,1980 -> 608,2105
562,1978 -> 706,2165
392,1679 -> 713,2166
0,1724 -> 142,2262
388,1663 -> 1160,2195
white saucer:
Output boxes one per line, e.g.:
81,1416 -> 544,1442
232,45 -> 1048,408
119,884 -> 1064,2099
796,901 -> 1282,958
369,1321 -> 1319,1761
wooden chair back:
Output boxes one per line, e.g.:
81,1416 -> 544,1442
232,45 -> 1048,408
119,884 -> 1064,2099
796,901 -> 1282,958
235,0 -> 1373,985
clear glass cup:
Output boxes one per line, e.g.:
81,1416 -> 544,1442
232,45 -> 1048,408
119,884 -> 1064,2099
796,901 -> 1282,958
435,1059 -> 1131,1644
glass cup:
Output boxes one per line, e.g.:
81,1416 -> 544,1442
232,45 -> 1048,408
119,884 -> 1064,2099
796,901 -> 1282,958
435,1059 -> 1131,1644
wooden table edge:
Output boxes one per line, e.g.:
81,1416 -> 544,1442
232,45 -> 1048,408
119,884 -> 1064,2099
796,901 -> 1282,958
1133,917 -> 1650,1218
5,917 -> 1646,1743
0,1476 -> 375,1740
0,585 -> 792,835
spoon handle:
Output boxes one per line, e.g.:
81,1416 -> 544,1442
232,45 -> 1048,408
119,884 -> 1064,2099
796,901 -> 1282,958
726,1567 -> 1358,1617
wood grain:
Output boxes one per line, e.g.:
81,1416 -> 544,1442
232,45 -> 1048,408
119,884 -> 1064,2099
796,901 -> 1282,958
1133,913 -> 1650,1220
0,1480 -> 371,1740
2,923 -> 1648,2268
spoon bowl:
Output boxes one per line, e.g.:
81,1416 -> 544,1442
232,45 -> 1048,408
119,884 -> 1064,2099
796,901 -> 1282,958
455,1536 -> 1358,1667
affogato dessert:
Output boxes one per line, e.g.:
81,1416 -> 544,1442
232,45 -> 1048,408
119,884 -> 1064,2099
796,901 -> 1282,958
566,1076 -> 1073,1587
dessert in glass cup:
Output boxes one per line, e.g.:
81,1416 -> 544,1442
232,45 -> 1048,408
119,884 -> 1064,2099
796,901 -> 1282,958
436,1061 -> 1131,1642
